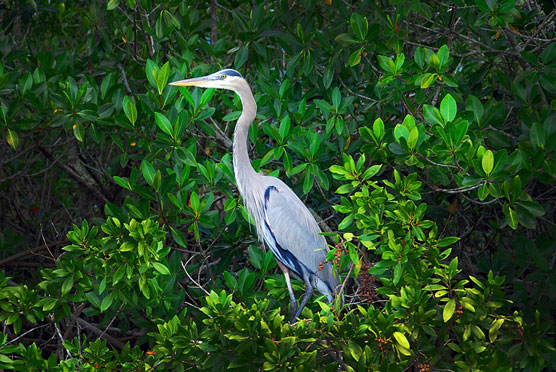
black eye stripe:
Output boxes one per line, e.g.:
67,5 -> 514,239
220,69 -> 243,78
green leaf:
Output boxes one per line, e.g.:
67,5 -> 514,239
482,150 -> 494,175
467,95 -> 484,125
423,105 -> 444,126
373,118 -> 385,140
420,73 -> 437,89
141,160 -> 155,186
170,226 -> 187,248
336,184 -> 355,194
155,62 -> 170,95
152,262 -> 171,275
302,172 -> 313,194
438,236 -> 460,247
395,53 -> 405,72
234,45 -> 249,69
346,340 -> 362,362
106,0 -> 120,10
200,88 -> 215,107
100,293 -> 114,312
279,79 -> 290,100
332,88 -> 341,110
6,128 -> 19,150
99,277 -> 107,295
393,332 -> 410,349
437,45 -> 449,68
407,127 -> 418,150
338,214 -> 354,230
443,298 -> 456,322
279,116 -> 290,140
73,123 -> 84,142
503,203 -> 519,229
541,42 -> 556,64
393,262 -> 402,285
440,94 -> 457,122
429,53 -> 440,69
489,319 -> 504,342
248,245 -> 263,270
123,96 -> 137,125
323,68 -> 334,89
113,176 -> 132,190
414,47 -> 425,68
22,73 -> 33,96
529,122 -> 546,148
154,112 -> 173,136
377,56 -> 392,73
348,47 -> 364,67
516,200 -> 544,217
393,124 -> 409,143
42,298 -> 57,311
190,192 -> 200,212
350,13 -> 368,40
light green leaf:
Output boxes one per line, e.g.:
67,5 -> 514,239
373,118 -> 384,140
482,150 -> 494,175
407,127 -> 418,149
421,73 -> 437,89
152,262 -> 171,275
6,128 -> 19,150
106,0 -> 120,10
338,214 -> 354,230
393,331 -> 410,349
443,298 -> 456,322
489,319 -> 504,342
113,176 -> 132,190
440,94 -> 457,122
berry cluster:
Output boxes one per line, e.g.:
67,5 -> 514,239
454,302 -> 464,318
376,337 -> 389,353
415,362 -> 431,372
359,261 -> 376,302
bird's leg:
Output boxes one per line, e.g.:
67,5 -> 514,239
276,260 -> 297,320
292,276 -> 314,323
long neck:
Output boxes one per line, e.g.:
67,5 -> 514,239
232,82 -> 258,198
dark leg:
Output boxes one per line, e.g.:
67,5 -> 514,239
291,276 -> 314,323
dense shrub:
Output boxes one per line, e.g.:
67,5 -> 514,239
0,0 -> 555,370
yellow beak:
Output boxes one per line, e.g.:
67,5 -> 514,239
169,76 -> 212,87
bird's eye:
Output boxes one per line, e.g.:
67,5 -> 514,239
221,74 -> 227,79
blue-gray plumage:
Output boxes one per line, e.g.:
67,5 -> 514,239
170,69 -> 341,323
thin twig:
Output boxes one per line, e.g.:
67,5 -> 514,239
181,255 -> 210,296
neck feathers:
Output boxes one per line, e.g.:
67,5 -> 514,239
232,81 -> 259,200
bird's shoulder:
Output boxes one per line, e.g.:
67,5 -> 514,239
261,176 -> 325,242
260,176 -> 329,273
260,176 -> 303,205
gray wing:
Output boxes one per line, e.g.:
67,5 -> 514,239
261,177 -> 332,285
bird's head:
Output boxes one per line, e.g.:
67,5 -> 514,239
169,69 -> 244,91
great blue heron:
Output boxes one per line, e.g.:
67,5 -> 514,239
170,69 -> 341,323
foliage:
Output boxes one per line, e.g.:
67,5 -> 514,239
0,0 -> 555,370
